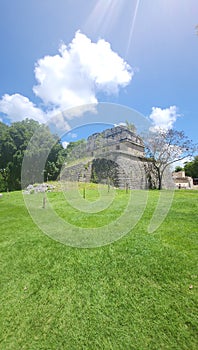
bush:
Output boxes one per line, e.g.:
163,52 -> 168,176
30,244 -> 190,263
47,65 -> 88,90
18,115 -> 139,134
0,173 -> 7,192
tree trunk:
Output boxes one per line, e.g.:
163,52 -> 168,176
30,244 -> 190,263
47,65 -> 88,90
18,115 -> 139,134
157,167 -> 162,190
158,175 -> 162,190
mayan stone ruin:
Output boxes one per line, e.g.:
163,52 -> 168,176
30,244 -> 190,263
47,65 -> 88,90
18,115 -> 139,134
61,125 -> 174,189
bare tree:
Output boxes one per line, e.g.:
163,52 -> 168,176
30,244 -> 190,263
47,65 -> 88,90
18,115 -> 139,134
144,129 -> 197,190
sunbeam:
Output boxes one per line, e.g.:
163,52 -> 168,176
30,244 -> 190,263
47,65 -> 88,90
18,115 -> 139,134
126,0 -> 141,57
83,0 -> 141,60
84,0 -> 127,36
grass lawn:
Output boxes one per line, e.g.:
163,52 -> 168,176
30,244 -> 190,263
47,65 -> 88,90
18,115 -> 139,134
0,188 -> 197,349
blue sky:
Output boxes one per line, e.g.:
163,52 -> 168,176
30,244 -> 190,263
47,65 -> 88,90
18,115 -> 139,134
0,0 -> 197,144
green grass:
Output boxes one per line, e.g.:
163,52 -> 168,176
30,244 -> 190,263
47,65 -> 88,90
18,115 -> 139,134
0,188 -> 197,349
49,188 -> 127,227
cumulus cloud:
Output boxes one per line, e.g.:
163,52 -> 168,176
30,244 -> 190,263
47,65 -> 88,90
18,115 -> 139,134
0,32 -> 132,124
0,93 -> 46,123
33,31 -> 132,110
149,106 -> 179,130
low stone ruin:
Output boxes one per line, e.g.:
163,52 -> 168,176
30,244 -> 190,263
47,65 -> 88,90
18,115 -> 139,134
23,183 -> 55,194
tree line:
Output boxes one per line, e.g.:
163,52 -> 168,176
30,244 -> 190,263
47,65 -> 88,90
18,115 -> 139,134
0,119 -> 68,192
0,119 -> 197,192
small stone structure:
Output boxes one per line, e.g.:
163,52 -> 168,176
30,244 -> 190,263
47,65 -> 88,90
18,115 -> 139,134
23,183 -> 55,194
61,125 -> 174,189
172,171 -> 193,189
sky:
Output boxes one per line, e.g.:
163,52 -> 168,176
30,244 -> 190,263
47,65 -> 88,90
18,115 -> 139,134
0,0 -> 197,144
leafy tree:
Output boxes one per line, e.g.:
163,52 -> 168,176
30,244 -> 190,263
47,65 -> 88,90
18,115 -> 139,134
144,128 -> 197,190
0,119 -> 65,190
21,123 -> 64,186
174,165 -> 184,172
1,119 -> 42,189
62,139 -> 86,163
184,156 -> 198,178
45,141 -> 64,181
0,122 -> 13,190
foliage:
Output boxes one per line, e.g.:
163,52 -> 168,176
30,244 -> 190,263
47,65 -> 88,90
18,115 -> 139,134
145,128 -> 197,190
0,119 -> 65,191
0,189 -> 197,349
174,165 -> 184,172
0,172 -> 7,192
125,120 -> 136,133
184,156 -> 198,178
62,139 -> 86,163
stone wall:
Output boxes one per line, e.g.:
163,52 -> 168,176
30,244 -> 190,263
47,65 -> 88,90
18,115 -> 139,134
60,160 -> 92,183
95,151 -> 147,189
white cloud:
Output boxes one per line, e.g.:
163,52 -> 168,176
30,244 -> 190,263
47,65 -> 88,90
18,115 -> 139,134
0,93 -> 46,123
62,141 -> 69,149
33,31 -> 132,110
0,32 -> 132,124
149,106 -> 179,130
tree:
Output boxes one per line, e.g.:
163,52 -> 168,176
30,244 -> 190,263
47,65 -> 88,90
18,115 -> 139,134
2,119 -> 42,189
144,128 -> 197,190
0,119 -> 65,190
184,156 -> 198,178
62,139 -> 86,163
174,165 -> 184,172
125,120 -> 136,133
21,122 -> 64,186
0,122 -> 13,190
